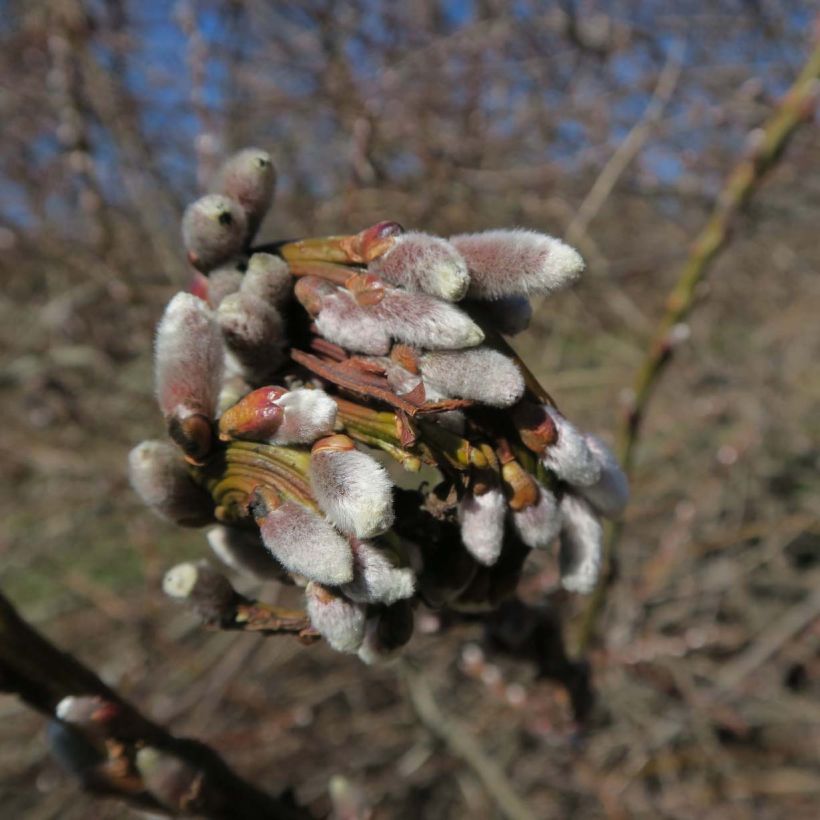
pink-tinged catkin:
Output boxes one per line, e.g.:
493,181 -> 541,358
206,265 -> 244,308
217,290 -> 286,382
302,280 -> 392,355
578,434 -> 630,519
154,292 -> 224,433
206,525 -> 288,581
244,253 -> 293,308
450,229 -> 584,299
367,231 -> 469,301
458,487 -> 507,566
341,540 -> 415,606
181,193 -> 247,272
558,494 -> 603,594
540,406 -> 601,487
128,440 -> 214,527
367,288 -> 484,350
214,148 -> 275,240
310,437 -> 394,538
419,348 -> 525,407
270,388 -> 338,444
511,483 -> 561,549
305,582 -> 366,653
253,497 -> 354,586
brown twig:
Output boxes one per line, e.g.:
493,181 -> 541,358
0,590 -> 310,819
575,29 -> 820,654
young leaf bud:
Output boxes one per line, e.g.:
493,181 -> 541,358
451,229 -> 584,299
155,292 -> 224,461
310,435 -> 394,538
540,407 -> 601,487
182,193 -> 247,272
217,291 -> 286,382
244,253 -> 292,308
214,147 -> 275,240
163,560 -> 238,624
577,434 -> 629,519
128,440 -> 214,527
357,600 -> 414,665
206,265 -> 244,308
296,277 -> 392,355
367,232 -> 469,301
305,582 -> 366,653
458,487 -> 507,566
419,348 -> 524,407
511,484 -> 561,549
558,494 -> 603,594
252,494 -> 354,585
218,385 -> 287,442
341,539 -> 415,605
270,388 -> 338,445
206,525 -> 289,581
136,747 -> 208,813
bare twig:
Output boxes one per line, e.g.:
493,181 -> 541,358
576,28 -> 820,653
400,660 -> 541,820
566,43 -> 684,246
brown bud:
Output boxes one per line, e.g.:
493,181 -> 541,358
311,433 -> 356,455
294,275 -> 335,316
501,459 -> 539,511
218,386 -> 287,442
341,220 -> 404,263
389,344 -> 420,374
346,272 -> 385,306
512,402 -> 558,455
168,413 -> 213,464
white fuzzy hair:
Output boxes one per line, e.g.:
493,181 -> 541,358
341,541 -> 415,606
420,348 -> 525,407
578,434 -> 630,519
511,484 -> 561,549
269,388 -> 338,444
558,494 -> 602,594
305,583 -> 366,653
540,406 -> 601,487
458,487 -> 507,566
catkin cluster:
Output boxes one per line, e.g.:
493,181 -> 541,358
129,147 -> 628,663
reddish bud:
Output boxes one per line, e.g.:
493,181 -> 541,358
218,386 -> 287,442
182,194 -> 247,272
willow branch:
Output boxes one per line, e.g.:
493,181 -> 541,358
0,590 -> 309,819
576,29 -> 820,654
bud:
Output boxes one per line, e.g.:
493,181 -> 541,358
136,747 -> 208,812
163,560 -> 238,624
458,487 -> 506,566
367,232 -> 469,301
466,295 -> 533,336
304,582 -> 365,653
577,434 -> 629,519
310,435 -> 394,538
206,265 -> 243,308
55,696 -> 120,735
244,253 -> 292,308
217,291 -> 286,382
206,525 -> 288,581
296,277 -> 391,355
218,385 -> 287,442
46,719 -> 105,780
128,440 -> 214,527
357,600 -> 414,665
419,348 -> 524,407
558,494 -> 602,594
214,147 -> 275,240
271,388 -> 338,445
510,484 -> 561,548
252,494 -> 354,585
451,229 -> 584,299
341,539 -> 415,606
540,406 -> 601,487
182,193 -> 247,272
154,292 -> 224,461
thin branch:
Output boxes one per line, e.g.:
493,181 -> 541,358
0,590 -> 310,819
575,28 -> 820,654
400,661 -> 542,820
